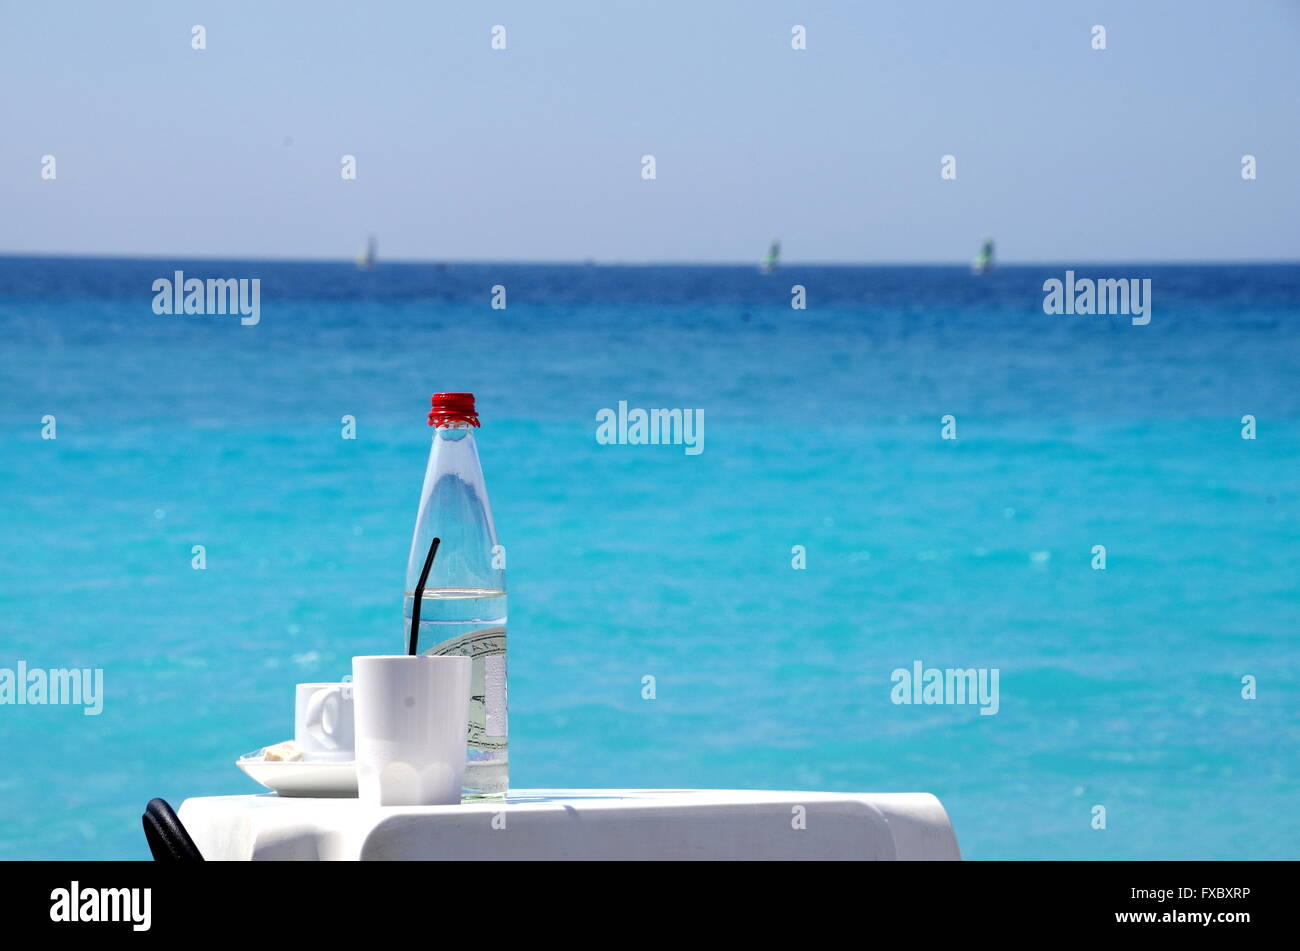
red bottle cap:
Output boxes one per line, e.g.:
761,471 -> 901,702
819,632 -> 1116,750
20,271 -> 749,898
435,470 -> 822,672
428,392 -> 480,427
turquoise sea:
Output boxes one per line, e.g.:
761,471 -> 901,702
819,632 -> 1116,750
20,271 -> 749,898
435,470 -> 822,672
1,257 -> 1297,859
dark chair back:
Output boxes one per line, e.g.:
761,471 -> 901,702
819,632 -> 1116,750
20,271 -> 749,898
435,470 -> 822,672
142,797 -> 204,861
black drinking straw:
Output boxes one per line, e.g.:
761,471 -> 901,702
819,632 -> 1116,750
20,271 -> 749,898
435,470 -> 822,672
407,536 -> 441,656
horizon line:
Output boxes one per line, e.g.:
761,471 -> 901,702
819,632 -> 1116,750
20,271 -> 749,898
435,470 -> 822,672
1,250 -> 1298,269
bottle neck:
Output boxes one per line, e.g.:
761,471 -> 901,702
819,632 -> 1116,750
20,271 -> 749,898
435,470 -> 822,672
431,422 -> 478,451
406,418 -> 500,593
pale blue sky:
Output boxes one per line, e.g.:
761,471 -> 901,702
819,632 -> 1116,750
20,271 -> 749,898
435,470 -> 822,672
2,0 -> 1297,263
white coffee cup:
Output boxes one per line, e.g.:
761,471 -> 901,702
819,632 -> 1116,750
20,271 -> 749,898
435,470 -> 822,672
351,655 -> 471,806
294,682 -> 355,762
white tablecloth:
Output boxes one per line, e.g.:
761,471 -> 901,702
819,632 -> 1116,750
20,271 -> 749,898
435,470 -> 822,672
178,788 -> 961,860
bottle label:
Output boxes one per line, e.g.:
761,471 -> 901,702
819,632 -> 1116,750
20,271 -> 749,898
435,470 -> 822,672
428,626 -> 507,752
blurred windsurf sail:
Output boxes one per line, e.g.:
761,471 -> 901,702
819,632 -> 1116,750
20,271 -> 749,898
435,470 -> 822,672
971,236 -> 994,274
356,235 -> 376,270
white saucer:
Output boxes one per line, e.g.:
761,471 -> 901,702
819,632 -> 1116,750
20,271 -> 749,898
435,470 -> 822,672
237,749 -> 358,798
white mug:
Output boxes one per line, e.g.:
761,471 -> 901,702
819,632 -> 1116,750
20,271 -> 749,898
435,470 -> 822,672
294,682 -> 355,762
352,655 -> 471,806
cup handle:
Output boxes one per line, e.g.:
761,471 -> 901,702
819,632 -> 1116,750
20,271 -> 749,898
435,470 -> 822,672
304,689 -> 339,750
